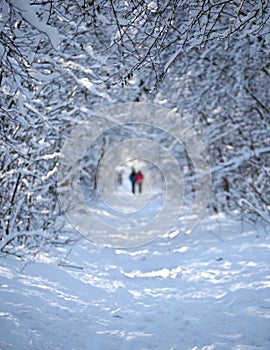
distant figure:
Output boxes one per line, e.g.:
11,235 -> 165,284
135,170 -> 144,193
117,171 -> 123,185
129,168 -> 136,194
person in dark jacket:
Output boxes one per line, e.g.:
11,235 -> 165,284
129,168 -> 136,194
117,171 -> 123,185
135,170 -> 144,193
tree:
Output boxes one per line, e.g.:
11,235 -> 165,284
160,32 -> 270,223
1,0 -> 270,255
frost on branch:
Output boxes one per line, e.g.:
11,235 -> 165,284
10,0 -> 60,50
0,1 -> 270,256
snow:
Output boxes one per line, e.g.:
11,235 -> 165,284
1,213 -> 269,350
10,0 -> 59,50
1,1 -> 270,349
28,70 -> 60,83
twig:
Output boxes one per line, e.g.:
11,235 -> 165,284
58,262 -> 84,270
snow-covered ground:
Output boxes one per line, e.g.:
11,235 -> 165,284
0,212 -> 269,350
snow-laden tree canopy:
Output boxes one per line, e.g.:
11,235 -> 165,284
1,0 -> 270,255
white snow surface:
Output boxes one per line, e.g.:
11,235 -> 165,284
0,214 -> 270,350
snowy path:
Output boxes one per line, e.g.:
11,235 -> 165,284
0,215 -> 270,350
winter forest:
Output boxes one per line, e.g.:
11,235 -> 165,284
1,1 -> 270,349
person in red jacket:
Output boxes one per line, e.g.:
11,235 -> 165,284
135,170 -> 144,193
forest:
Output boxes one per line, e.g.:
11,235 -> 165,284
1,2 -> 270,350
1,0 -> 270,253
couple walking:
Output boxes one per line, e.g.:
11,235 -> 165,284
129,168 -> 144,194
